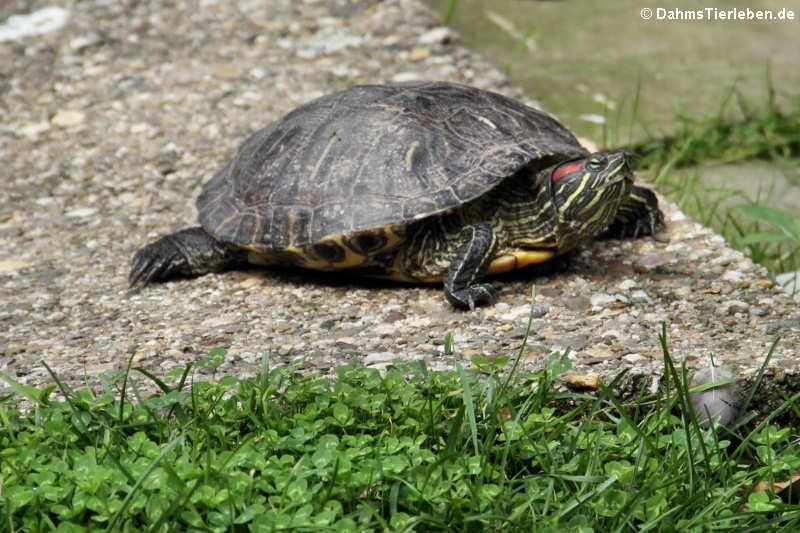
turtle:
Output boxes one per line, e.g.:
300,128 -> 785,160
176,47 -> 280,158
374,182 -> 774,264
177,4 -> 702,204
129,81 -> 664,309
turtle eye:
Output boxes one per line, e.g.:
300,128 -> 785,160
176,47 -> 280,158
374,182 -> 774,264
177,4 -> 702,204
587,156 -> 606,171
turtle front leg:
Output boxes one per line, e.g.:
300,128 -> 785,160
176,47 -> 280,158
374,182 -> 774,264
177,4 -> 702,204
444,223 -> 498,310
600,186 -> 665,239
129,227 -> 239,285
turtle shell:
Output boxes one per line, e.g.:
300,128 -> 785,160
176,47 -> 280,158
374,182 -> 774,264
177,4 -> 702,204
197,81 -> 588,250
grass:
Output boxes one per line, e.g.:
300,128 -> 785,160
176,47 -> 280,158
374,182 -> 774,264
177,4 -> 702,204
587,68 -> 800,279
2,323 -> 800,531
618,76 -> 800,276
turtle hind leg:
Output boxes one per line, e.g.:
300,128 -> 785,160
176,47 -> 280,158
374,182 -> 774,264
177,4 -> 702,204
599,186 -> 665,239
444,223 -> 497,310
129,227 -> 240,285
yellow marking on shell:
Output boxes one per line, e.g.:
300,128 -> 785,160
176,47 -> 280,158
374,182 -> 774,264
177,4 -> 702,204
405,141 -> 420,171
260,226 -> 406,271
246,249 -> 271,265
309,132 -> 338,183
487,250 -> 556,275
309,238 -> 362,269
477,115 -> 497,129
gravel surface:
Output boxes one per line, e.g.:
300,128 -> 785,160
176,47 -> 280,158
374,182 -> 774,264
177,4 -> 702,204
2,0 -> 798,415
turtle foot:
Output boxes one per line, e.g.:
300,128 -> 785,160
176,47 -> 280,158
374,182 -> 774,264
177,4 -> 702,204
445,283 -> 496,310
600,186 -> 664,239
129,227 -> 234,285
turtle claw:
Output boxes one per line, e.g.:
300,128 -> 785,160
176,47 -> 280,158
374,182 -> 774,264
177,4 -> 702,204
129,238 -> 187,286
445,283 -> 496,310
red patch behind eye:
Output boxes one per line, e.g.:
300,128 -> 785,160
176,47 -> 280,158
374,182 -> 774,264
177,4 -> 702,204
551,160 -> 584,183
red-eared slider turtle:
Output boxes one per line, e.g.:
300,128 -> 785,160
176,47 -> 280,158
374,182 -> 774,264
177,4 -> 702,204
130,81 -> 663,309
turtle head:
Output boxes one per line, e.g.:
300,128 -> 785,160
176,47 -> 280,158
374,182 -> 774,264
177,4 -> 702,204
544,149 -> 634,249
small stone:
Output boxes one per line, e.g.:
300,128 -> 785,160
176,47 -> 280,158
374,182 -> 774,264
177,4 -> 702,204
617,279 -> 637,291
418,27 -> 454,45
499,305 -> 526,321
238,277 -> 262,289
70,34 -> 101,51
0,260 -> 29,273
51,110 -> 86,128
212,65 -> 240,79
130,123 -> 150,134
531,304 -> 550,318
652,229 -> 672,243
384,311 -> 405,323
538,287 -> 562,298
203,124 -> 220,139
363,351 -> 396,365
278,344 -> 293,356
408,47 -> 431,61
721,270 -> 745,283
630,290 -> 651,304
391,72 -> 422,83
0,6 -> 70,42
584,346 -> 614,359
674,286 -> 692,298
407,317 -> 432,328
65,207 -> 98,217
563,335 -> 590,351
605,261 -> 634,275
623,353 -> 646,364
719,300 -> 749,315
318,319 -> 337,329
372,323 -> 397,336
635,253 -> 676,271
18,121 -> 51,139
590,293 -> 616,309
505,327 -> 528,340
565,373 -> 599,389
537,326 -> 555,339
201,316 -> 238,328
564,295 -> 591,312
600,329 -> 622,341
641,312 -> 665,323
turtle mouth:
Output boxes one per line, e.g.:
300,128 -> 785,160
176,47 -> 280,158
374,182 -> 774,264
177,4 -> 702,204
597,152 -> 633,189
599,169 -> 629,189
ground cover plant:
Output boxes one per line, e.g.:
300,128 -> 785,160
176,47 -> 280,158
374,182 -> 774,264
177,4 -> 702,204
2,321 -> 799,532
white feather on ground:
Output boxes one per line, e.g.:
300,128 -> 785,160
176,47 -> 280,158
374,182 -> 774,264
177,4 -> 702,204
689,363 -> 741,428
